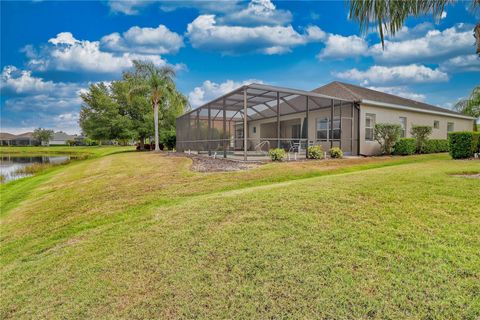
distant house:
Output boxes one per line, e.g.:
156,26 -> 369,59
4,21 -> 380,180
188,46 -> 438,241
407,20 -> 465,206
48,132 -> 76,145
0,132 -> 40,146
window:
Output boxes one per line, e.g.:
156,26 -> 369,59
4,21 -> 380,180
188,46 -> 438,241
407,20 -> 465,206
399,117 -> 407,138
316,118 -> 328,140
291,124 -> 301,138
253,127 -> 256,134
316,118 -> 341,140
365,113 -> 376,141
447,122 -> 454,133
434,120 -> 439,129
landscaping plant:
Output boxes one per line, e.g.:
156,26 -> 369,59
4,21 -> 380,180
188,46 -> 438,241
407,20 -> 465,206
374,123 -> 402,154
393,138 -> 416,155
307,145 -> 323,159
424,139 -> 449,153
268,148 -> 286,161
329,147 -> 343,158
448,131 -> 480,159
410,125 -> 432,153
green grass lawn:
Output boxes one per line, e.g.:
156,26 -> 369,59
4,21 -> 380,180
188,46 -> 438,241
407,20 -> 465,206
1,150 -> 479,319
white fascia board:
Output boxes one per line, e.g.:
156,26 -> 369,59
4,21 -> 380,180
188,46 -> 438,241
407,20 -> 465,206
361,99 -> 475,120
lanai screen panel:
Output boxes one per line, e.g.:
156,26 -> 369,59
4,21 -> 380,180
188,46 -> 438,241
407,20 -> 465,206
176,83 -> 358,158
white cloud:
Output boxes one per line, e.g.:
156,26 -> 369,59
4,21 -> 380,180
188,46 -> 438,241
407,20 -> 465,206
188,79 -> 263,108
100,25 -> 183,54
387,22 -> 434,41
186,15 -> 324,55
441,11 -> 447,19
1,65 -> 82,96
26,32 -> 169,74
107,0 -> 153,15
223,0 -> 292,26
439,54 -> 480,72
334,64 -> 448,85
317,34 -> 368,59
108,0 -> 241,15
367,86 -> 426,101
370,24 -> 474,64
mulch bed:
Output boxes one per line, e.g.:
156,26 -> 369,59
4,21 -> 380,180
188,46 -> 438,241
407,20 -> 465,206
167,152 -> 263,172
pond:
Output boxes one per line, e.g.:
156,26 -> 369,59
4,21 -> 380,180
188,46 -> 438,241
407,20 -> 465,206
0,154 -> 72,183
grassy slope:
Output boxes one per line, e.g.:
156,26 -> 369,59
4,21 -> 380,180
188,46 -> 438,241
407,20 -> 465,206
1,151 -> 479,319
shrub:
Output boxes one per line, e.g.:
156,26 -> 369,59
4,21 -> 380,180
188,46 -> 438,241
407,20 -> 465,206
84,138 -> 98,146
393,138 -> 416,155
307,145 -> 323,159
268,148 -> 286,161
329,147 -> 343,159
410,125 -> 432,153
160,130 -> 176,150
424,139 -> 449,153
448,131 -> 480,159
374,123 -> 402,154
67,139 -> 76,146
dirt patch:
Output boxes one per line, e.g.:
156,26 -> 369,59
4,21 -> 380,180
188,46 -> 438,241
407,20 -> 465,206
167,152 -> 262,172
451,173 -> 480,179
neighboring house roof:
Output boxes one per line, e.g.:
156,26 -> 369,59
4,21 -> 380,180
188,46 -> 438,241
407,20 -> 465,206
313,81 -> 473,119
0,132 -> 17,140
52,132 -> 74,141
15,132 -> 35,139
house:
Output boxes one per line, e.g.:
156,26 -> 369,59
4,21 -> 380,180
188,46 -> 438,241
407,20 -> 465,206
48,131 -> 75,145
176,82 -> 474,159
0,132 -> 40,146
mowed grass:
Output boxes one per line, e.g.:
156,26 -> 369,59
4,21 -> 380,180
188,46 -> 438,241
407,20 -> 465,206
0,151 -> 479,319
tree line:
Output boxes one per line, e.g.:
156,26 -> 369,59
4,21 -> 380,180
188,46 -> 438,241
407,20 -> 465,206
79,60 -> 189,150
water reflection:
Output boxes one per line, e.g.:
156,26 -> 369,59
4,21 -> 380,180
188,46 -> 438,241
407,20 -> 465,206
0,154 -> 71,183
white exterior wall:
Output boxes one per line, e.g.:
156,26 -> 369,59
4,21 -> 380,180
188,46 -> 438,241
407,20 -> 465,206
359,104 -> 474,155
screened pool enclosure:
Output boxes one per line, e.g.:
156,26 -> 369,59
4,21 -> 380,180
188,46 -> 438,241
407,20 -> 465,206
176,83 -> 359,160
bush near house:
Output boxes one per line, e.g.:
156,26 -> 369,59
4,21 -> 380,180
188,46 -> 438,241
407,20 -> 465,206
268,148 -> 286,161
424,139 -> 449,154
374,123 -> 402,155
329,147 -> 343,158
448,131 -> 480,159
410,125 -> 433,154
307,145 -> 323,159
160,130 -> 176,150
393,138 -> 416,155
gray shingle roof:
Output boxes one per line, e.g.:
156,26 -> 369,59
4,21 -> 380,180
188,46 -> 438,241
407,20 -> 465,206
313,81 -> 466,117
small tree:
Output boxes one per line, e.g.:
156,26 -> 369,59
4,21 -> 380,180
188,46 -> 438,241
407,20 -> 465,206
374,123 -> 402,155
33,128 -> 54,146
410,125 -> 432,153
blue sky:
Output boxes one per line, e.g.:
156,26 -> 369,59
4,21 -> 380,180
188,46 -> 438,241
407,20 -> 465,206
1,0 -> 479,134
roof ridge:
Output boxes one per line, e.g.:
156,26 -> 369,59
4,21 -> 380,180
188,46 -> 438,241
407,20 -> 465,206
335,81 -> 455,111
332,81 -> 362,100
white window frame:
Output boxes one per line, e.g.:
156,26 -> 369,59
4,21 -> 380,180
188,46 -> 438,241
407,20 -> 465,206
316,118 -> 329,140
365,113 -> 376,141
316,117 -> 341,141
447,122 -> 454,133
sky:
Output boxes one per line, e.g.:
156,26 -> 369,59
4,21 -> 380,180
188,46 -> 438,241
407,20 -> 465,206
1,0 -> 479,134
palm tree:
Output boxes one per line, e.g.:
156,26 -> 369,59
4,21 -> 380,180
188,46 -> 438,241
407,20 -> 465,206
453,86 -> 480,130
348,0 -> 480,55
128,60 -> 176,151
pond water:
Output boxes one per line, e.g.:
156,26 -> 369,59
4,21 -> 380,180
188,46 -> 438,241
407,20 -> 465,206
0,154 -> 72,183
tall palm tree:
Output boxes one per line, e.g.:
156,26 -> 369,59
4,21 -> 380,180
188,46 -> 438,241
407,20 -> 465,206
454,86 -> 480,130
128,60 -> 176,151
348,0 -> 480,55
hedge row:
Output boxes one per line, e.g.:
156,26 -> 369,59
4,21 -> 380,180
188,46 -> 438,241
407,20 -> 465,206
424,139 -> 450,153
393,138 -> 449,155
448,131 -> 480,159
393,138 -> 416,155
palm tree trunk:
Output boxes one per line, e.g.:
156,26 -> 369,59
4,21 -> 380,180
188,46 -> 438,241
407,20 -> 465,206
154,102 -> 160,151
